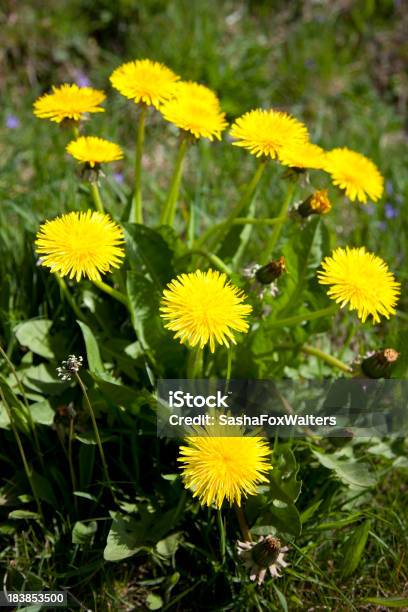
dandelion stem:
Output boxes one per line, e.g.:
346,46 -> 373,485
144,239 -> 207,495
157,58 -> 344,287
187,346 -> 203,379
90,182 -> 105,214
131,104 -> 146,224
232,215 -> 287,226
92,279 -> 129,308
0,345 -> 44,469
234,503 -> 252,542
55,274 -> 88,323
268,303 -> 338,329
0,387 -> 44,521
261,181 -> 296,263
200,161 -> 266,254
217,509 -> 226,563
258,343 -> 352,375
160,136 -> 189,227
301,344 -> 353,374
75,372 -> 117,504
186,250 -> 232,275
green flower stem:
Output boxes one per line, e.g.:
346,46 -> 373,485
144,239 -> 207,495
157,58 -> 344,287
258,342 -> 351,375
90,182 -> 105,214
92,279 -> 129,309
131,104 -> 146,224
234,502 -> 252,542
68,417 -> 78,513
187,346 -> 203,379
160,137 -> 189,227
75,372 -> 117,504
217,509 -> 226,563
186,250 -> 232,275
0,387 -> 44,521
261,181 -> 296,263
268,303 -> 339,329
72,125 -> 79,138
232,215 -> 287,226
55,274 -> 88,323
301,344 -> 353,374
200,160 -> 266,254
0,345 -> 44,469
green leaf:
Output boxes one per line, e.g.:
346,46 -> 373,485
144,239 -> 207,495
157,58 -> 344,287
30,400 -> 54,425
8,510 -> 40,520
253,501 -> 301,538
77,321 -> 104,374
269,445 -> 302,504
31,471 -> 57,507
14,319 -> 54,359
123,223 -> 174,288
126,272 -> 184,372
91,374 -> 141,405
104,512 -> 152,561
361,598 -> 408,608
312,450 -> 376,488
22,364 -> 63,396
269,217 -> 330,320
156,533 -> 182,558
341,520 -> 371,578
72,520 -> 98,546
273,583 -> 288,612
146,593 -> 163,610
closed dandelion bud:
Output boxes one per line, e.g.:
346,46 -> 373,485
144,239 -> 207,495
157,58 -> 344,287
255,257 -> 286,285
361,348 -> 399,379
297,189 -> 331,218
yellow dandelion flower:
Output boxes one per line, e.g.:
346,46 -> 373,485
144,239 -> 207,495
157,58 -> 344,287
109,59 -> 179,109
317,247 -> 400,323
160,269 -> 252,352
324,147 -> 384,203
66,136 -> 124,167
278,142 -> 326,170
160,81 -> 227,141
178,420 -> 271,508
230,109 -> 309,159
36,211 -> 125,282
33,84 -> 105,123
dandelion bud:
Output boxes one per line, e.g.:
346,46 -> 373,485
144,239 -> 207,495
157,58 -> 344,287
255,257 -> 286,285
297,189 -> 331,218
361,348 -> 399,379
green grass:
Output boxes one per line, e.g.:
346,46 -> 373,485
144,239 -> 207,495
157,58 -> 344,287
1,1 -> 408,610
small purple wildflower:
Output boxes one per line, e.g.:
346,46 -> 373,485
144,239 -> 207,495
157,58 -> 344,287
5,114 -> 20,129
75,73 -> 91,88
113,172 -> 124,184
385,203 -> 397,219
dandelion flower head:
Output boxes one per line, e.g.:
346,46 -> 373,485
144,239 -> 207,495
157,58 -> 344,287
230,109 -> 309,159
178,419 -> 271,508
160,269 -> 252,352
66,136 -> 123,167
36,211 -> 125,282
33,84 -> 105,123
160,81 -> 227,141
318,246 -> 400,323
324,147 -> 384,203
278,142 -> 326,170
110,59 -> 179,109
